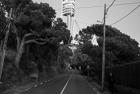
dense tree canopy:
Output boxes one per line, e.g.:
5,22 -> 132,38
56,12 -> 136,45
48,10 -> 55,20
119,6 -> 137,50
75,24 -> 140,67
0,0 -> 72,86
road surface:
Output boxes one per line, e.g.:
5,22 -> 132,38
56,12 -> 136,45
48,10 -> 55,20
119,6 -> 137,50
19,70 -> 99,94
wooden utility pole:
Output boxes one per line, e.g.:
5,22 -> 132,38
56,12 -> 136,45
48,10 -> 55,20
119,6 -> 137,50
0,8 -> 13,81
101,4 -> 106,90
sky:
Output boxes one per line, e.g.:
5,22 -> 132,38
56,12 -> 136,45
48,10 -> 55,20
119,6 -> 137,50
33,0 -> 140,45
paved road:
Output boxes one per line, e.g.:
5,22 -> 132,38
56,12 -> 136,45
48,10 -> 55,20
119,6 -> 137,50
19,70 -> 99,94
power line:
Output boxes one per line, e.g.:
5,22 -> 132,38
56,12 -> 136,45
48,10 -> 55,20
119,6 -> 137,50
62,4 -> 140,27
77,2 -> 140,9
107,0 -> 115,12
110,4 -> 140,26
99,0 -> 115,24
75,5 -> 103,9
60,4 -> 140,27
55,2 -> 140,10
112,2 -> 140,7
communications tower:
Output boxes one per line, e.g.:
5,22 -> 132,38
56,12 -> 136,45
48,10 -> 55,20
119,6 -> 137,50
61,0 -> 75,37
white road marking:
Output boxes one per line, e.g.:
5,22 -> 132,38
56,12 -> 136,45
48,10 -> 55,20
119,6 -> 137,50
60,72 -> 73,94
26,88 -> 30,90
40,83 -> 43,84
92,82 -> 100,89
80,75 -> 100,94
34,85 -> 37,87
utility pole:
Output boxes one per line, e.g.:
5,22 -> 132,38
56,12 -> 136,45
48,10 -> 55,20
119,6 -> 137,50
0,8 -> 13,81
101,4 -> 106,90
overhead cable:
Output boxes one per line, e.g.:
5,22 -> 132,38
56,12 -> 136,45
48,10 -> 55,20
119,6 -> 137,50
55,2 -> 140,10
110,4 -> 140,25
107,0 -> 116,12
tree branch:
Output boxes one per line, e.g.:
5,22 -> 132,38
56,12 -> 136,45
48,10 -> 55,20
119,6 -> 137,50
30,29 -> 36,33
25,39 -> 46,44
25,38 -> 47,44
23,33 -> 40,41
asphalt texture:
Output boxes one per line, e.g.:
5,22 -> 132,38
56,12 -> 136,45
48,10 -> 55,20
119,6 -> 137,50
19,70 -> 99,94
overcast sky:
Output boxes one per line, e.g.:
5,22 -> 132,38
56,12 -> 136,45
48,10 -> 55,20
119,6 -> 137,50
33,0 -> 140,45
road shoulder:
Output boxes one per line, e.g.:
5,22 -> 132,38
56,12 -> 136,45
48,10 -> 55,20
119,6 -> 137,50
81,75 -> 111,94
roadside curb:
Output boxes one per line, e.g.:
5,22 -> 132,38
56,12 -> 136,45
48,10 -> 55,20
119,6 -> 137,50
82,76 -> 111,94
91,82 -> 110,94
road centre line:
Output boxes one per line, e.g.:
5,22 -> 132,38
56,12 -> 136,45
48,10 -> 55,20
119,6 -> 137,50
60,72 -> 73,94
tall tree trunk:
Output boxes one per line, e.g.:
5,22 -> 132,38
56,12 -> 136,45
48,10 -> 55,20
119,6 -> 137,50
15,40 -> 25,69
16,36 -> 20,51
0,8 -> 12,80
0,40 -> 4,52
15,33 -> 46,69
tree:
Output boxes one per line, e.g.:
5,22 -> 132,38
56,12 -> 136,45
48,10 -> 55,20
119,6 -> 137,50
0,2 -> 7,49
12,1 -> 56,68
52,18 -> 71,44
77,24 -> 140,66
0,0 -> 71,84
0,8 -> 13,80
58,44 -> 73,69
